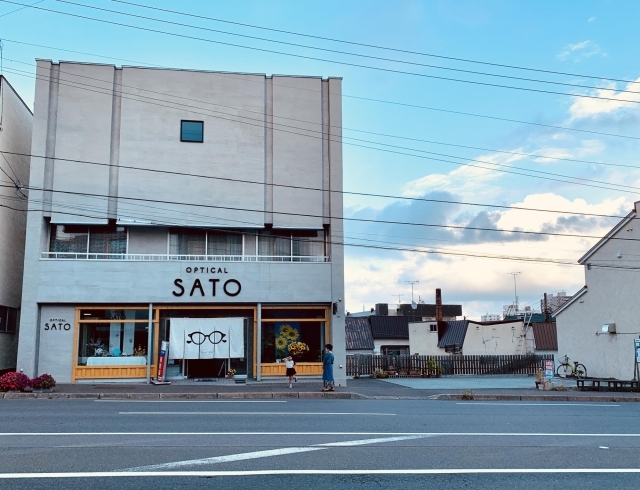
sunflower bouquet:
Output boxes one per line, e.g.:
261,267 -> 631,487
287,341 -> 309,357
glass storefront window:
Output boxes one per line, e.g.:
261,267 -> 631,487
77,322 -> 152,365
79,309 -> 150,321
261,321 -> 324,363
261,308 -> 327,320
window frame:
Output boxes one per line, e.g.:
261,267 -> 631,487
180,120 -> 204,143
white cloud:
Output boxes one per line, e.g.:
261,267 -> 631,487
556,40 -> 604,62
402,151 -> 525,197
532,139 -> 605,162
344,193 -> 632,319
588,16 -> 596,22
568,77 -> 640,120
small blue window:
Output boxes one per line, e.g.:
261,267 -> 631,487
181,120 -> 204,143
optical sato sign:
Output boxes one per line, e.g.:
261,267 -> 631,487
172,267 -> 241,298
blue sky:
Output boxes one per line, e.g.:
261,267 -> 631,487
2,0 -> 640,317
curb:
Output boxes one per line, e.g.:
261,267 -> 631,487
1,392 -> 639,402
0,392 -> 362,400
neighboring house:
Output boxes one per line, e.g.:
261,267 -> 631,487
0,76 -> 32,374
410,319 -> 527,356
556,201 -> 640,380
369,316 -> 410,355
16,61 -> 344,384
396,302 -> 461,320
531,322 -> 559,366
344,317 -> 374,354
463,320 -> 527,355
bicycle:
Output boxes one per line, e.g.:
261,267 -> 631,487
556,355 -> 587,379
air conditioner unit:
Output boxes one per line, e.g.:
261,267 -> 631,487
601,323 -> 616,334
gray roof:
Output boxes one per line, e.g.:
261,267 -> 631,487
369,316 -> 409,340
344,317 -> 375,350
437,320 -> 469,349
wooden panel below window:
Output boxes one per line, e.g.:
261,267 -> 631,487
260,362 -> 323,376
73,365 -> 157,380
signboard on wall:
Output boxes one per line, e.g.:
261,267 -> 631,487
635,339 -> 640,362
168,318 -> 244,359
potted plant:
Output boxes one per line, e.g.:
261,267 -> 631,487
427,357 -> 437,377
30,374 -> 56,392
373,368 -> 388,379
435,363 -> 444,378
0,372 -> 32,392
227,368 -> 237,380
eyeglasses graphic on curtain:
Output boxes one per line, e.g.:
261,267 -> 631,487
186,331 -> 227,345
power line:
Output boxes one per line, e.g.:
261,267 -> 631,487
3,65 -> 636,195
3,37 -> 638,142
0,150 -> 628,220
6,57 -> 638,174
6,182 -> 639,244
112,0 -> 640,87
4,0 -> 640,105
2,193 -> 637,271
55,0 -> 640,97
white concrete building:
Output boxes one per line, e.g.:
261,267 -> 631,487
0,76 -> 32,373
556,201 -> 640,380
17,61 -> 345,384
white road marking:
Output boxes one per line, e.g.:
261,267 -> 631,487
600,446 -> 609,449
457,403 -> 620,407
2,431 -> 640,437
317,435 -> 428,447
2,469 -> 640,478
95,400 -> 287,404
125,447 -> 324,471
118,411 -> 396,416
125,435 -> 428,472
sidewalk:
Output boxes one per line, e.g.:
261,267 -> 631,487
2,376 -> 639,401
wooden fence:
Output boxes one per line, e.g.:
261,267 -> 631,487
346,354 -> 553,377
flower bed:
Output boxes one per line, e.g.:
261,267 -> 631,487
0,372 -> 57,392
0,372 -> 31,392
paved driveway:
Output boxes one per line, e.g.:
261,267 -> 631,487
381,375 -> 540,390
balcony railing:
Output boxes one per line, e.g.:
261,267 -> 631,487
41,252 -> 329,263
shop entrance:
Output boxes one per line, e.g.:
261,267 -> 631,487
158,307 -> 254,380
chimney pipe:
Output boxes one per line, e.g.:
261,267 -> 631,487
435,288 -> 443,322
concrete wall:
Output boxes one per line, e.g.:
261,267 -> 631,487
0,77 -> 33,370
463,321 -> 523,356
37,305 -> 75,382
556,207 -> 640,380
373,339 -> 409,355
128,227 -> 168,254
409,322 -> 441,356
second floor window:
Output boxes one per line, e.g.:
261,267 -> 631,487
180,120 -> 204,143
49,224 -> 127,255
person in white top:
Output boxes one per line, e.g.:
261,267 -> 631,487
284,355 -> 297,388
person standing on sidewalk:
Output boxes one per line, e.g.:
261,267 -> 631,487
321,344 -> 334,392
284,355 -> 297,388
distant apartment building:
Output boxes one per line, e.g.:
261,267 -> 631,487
0,76 -> 32,373
17,61 -> 345,384
481,313 -> 502,322
541,291 -> 570,313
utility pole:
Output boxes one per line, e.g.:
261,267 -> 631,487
507,272 -> 522,313
405,280 -> 419,302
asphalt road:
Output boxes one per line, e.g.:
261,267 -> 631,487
0,398 -> 639,489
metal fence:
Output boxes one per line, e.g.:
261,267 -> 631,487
346,354 -> 553,377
